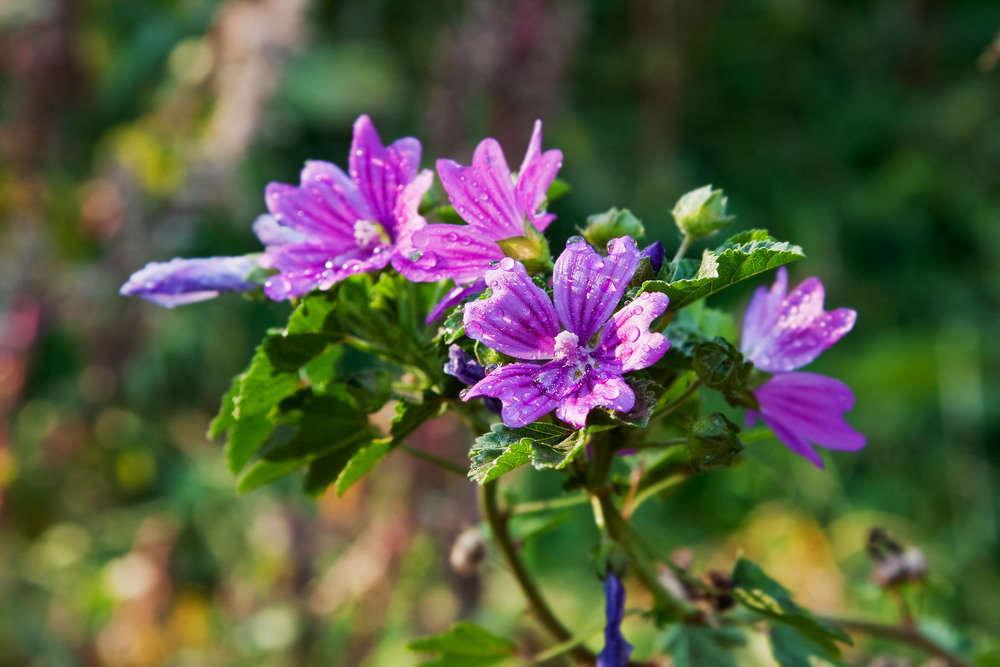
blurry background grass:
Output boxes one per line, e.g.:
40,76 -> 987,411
1,0 -> 997,664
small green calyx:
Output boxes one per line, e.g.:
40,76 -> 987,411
692,338 -> 754,395
672,185 -> 735,240
579,207 -> 645,249
497,220 -> 553,274
687,412 -> 744,471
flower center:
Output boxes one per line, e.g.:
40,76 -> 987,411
353,219 -> 390,248
552,330 -> 594,382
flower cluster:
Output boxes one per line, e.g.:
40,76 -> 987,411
122,114 -> 863,462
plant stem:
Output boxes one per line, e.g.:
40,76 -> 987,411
479,480 -> 596,665
398,444 -> 467,476
510,493 -> 590,516
654,379 -> 702,419
671,234 -> 693,275
625,471 -> 691,518
819,616 -> 975,667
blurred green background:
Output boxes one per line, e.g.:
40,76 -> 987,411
1,0 -> 997,664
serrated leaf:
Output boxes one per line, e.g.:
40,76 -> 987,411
468,423 -> 612,484
208,374 -> 241,438
286,292 -> 342,336
260,390 -> 375,462
610,379 -> 661,427
391,394 -> 446,441
770,625 -> 844,667
642,229 -> 804,312
408,622 -> 517,665
731,558 -> 851,658
661,625 -> 745,667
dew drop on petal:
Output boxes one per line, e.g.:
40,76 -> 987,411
567,235 -> 584,244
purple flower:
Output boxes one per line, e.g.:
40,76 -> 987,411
120,255 -> 259,308
259,115 -> 433,300
404,120 -> 563,286
463,236 -> 670,429
741,267 -> 865,468
598,572 -> 633,667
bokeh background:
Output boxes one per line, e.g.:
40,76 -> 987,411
1,0 -> 998,664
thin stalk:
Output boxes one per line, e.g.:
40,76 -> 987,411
654,379 -> 702,419
398,444 -> 467,476
819,616 -> 975,667
625,471 -> 691,518
671,234 -> 693,275
510,493 -> 590,516
479,480 -> 596,665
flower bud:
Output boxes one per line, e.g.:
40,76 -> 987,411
579,208 -> 645,250
672,185 -> 735,240
687,412 -> 744,471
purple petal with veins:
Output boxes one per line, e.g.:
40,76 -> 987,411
465,362 -> 563,428
749,371 -> 865,469
555,372 -> 635,429
425,280 -> 486,324
741,266 -> 856,373
553,236 -> 640,342
595,291 -> 670,373
463,257 -> 560,360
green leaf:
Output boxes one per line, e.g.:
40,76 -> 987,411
286,292 -> 342,336
207,374 -> 240,438
260,390 -> 375,462
642,229 -> 804,312
769,625 -> 845,667
435,204 -> 465,225
391,394 -> 446,441
545,178 -> 571,203
334,438 -> 393,496
303,444 -> 367,498
661,625 -> 745,667
236,458 -> 306,493
408,622 -> 517,667
468,422 -> 612,484
731,558 -> 851,658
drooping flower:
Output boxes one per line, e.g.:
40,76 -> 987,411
120,255 -> 259,308
463,236 -> 669,429
740,266 -> 865,468
404,120 -> 563,288
598,572 -> 633,667
259,115 -> 433,300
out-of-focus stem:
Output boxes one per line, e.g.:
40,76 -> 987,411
819,616 -> 974,667
398,443 -> 467,476
479,480 -> 596,665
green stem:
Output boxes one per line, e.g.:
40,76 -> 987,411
511,493 -> 590,516
670,234 -> 693,278
819,616 -> 975,667
627,471 -> 691,516
398,444 -> 467,476
479,481 -> 596,665
593,491 -> 692,618
654,379 -> 702,418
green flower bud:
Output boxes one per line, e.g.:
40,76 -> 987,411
672,185 -> 735,240
496,220 -> 553,274
687,412 -> 744,471
579,208 -> 645,249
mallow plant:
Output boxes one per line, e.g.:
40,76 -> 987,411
121,116 -> 976,666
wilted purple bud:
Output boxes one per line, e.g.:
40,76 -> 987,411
120,256 -> 258,308
444,345 -> 501,414
640,240 -> 665,275
597,572 -> 633,667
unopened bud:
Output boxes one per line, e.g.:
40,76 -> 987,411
450,527 -> 487,577
672,185 -> 735,240
579,208 -> 645,249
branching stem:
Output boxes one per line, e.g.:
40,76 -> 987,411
819,616 -> 975,667
479,480 -> 596,665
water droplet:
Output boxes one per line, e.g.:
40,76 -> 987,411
567,235 -> 584,244
631,306 -> 644,317
626,327 -> 641,343
324,260 -> 335,269
604,385 -> 620,400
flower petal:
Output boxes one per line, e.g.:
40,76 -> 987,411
464,258 -> 561,360
464,362 -> 561,428
253,214 -> 306,246
262,242 -> 391,300
265,161 -> 371,243
595,291 -> 670,372
405,223 -> 504,284
437,137 -> 523,240
555,372 -> 635,429
741,267 -> 857,372
424,279 -> 487,324
552,236 -> 641,342
514,120 -> 563,232
349,115 -> 421,226
753,371 -> 866,469
120,256 -> 258,308
389,169 -> 433,275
